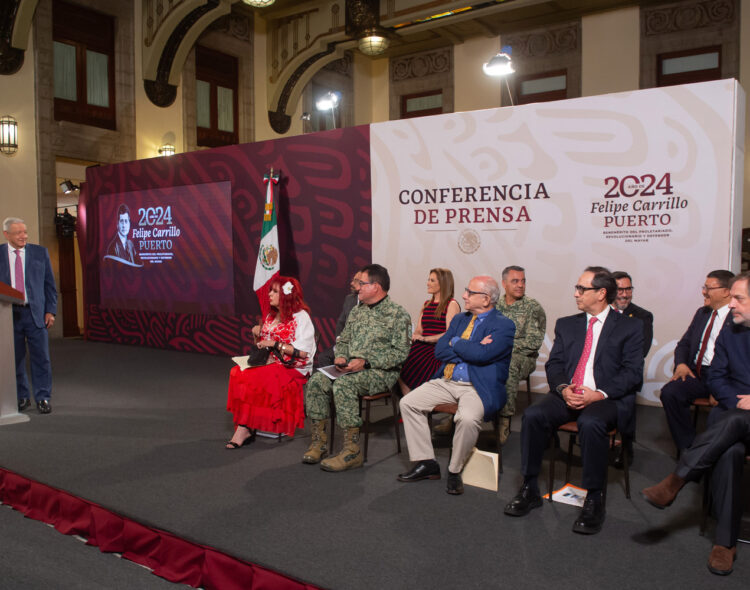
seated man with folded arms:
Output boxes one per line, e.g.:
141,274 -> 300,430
642,271 -> 750,575
397,275 -> 515,495
504,267 -> 643,534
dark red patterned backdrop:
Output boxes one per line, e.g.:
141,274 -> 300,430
78,126 -> 372,355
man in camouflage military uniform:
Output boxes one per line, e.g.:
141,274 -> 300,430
303,263 -> 411,472
495,265 -> 546,444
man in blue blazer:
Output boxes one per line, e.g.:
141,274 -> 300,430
1,218 -> 57,413
505,267 -> 643,534
642,271 -> 750,576
660,270 -> 734,452
398,275 -> 515,495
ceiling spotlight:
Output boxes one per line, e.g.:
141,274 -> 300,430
483,52 -> 515,77
241,0 -> 276,7
59,180 -> 80,194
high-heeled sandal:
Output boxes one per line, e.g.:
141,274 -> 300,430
225,428 -> 256,449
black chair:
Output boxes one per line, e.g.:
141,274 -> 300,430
547,421 -> 630,502
328,388 -> 401,462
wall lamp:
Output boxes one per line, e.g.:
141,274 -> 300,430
0,115 -> 18,155
158,144 -> 176,156
59,180 -> 80,194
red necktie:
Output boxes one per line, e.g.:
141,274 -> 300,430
695,310 -> 717,377
14,249 -> 24,298
572,316 -> 598,387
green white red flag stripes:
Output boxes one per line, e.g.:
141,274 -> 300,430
253,169 -> 280,317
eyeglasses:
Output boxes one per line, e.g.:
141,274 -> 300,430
702,285 -> 726,292
355,279 -> 374,287
464,287 -> 489,297
616,287 -> 633,293
574,285 -> 599,294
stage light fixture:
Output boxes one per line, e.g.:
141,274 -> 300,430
315,92 -> 340,112
0,115 -> 18,155
483,52 -> 515,77
59,180 -> 80,194
159,144 -> 176,156
358,29 -> 390,56
241,0 -> 275,7
316,91 -> 341,130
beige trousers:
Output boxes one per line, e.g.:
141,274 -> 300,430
400,378 -> 484,473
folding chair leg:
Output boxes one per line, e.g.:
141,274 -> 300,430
565,434 -> 575,484
363,399 -> 371,463
548,434 -> 556,502
390,391 -> 401,454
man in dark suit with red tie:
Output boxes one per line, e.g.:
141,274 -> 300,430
1,217 -> 57,414
504,267 -> 643,534
659,269 -> 734,452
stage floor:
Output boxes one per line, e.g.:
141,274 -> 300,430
0,338 -> 748,589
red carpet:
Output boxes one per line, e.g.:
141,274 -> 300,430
0,468 -> 321,590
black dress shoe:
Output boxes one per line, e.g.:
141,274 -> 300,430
504,484 -> 543,516
18,399 -> 31,412
446,471 -> 464,495
572,491 -> 605,534
397,460 -> 441,482
613,443 -> 633,469
36,400 -> 52,414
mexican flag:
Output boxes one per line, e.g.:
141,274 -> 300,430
253,169 -> 280,317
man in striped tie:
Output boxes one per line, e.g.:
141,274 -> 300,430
398,275 -> 515,495
504,267 -> 643,534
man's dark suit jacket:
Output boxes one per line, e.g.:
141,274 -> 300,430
621,302 -> 653,357
334,293 -> 358,336
545,310 -> 644,428
673,306 -> 732,371
433,310 -> 515,420
707,324 -> 750,411
0,243 -> 57,328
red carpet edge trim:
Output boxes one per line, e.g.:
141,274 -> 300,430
0,468 -> 323,590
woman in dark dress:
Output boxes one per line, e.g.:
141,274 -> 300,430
398,268 -> 460,395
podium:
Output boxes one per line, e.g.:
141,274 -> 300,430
0,281 -> 29,425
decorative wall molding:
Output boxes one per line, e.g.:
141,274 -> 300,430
643,0 -> 735,37
503,23 -> 578,58
208,11 -> 251,42
390,47 -> 451,82
323,50 -> 352,77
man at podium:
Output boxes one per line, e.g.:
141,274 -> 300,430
1,217 -> 57,414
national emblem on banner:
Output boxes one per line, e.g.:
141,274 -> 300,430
253,169 -> 281,316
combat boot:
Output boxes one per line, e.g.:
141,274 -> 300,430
302,419 -> 328,464
320,427 -> 363,472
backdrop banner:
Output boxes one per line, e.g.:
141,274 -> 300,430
371,79 -> 744,404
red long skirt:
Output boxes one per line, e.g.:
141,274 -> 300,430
226,363 -> 307,437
